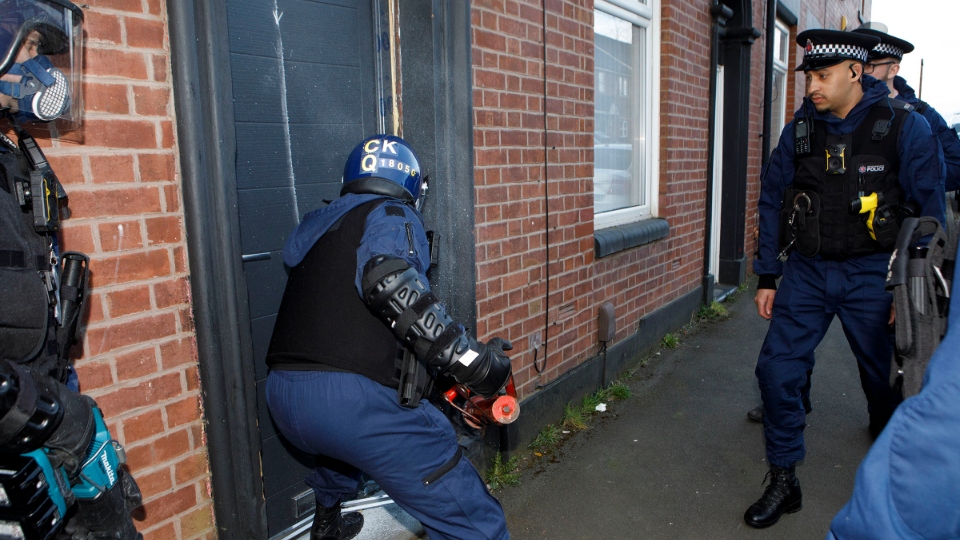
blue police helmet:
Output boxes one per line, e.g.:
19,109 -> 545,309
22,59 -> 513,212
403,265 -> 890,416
341,135 -> 422,205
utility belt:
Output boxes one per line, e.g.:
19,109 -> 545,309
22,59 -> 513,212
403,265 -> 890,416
778,186 -> 910,259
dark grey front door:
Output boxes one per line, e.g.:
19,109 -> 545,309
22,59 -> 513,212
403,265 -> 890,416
224,0 -> 379,535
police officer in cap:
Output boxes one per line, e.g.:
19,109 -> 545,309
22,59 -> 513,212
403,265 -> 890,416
744,23 -> 960,424
265,135 -> 513,540
744,28 -> 944,528
853,23 -> 960,192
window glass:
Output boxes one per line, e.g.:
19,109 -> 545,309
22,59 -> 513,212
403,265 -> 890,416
594,5 -> 652,219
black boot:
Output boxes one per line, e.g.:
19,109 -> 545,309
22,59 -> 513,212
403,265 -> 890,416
744,466 -> 802,528
746,398 -> 812,423
310,503 -> 364,540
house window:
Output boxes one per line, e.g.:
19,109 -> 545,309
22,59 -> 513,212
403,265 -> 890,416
769,19 -> 790,153
594,0 -> 658,228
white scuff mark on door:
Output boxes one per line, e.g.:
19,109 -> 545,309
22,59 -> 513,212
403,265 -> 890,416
271,2 -> 298,221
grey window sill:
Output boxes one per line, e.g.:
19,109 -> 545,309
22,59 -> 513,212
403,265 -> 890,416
594,218 -> 670,257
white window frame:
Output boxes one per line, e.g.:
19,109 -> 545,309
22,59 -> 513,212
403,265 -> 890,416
594,0 -> 660,230
769,19 -> 789,154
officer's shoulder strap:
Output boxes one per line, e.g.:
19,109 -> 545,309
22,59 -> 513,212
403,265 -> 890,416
328,197 -> 389,234
868,98 -> 912,142
886,98 -> 912,112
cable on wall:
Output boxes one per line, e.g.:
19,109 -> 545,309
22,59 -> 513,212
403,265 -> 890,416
534,0 -> 551,378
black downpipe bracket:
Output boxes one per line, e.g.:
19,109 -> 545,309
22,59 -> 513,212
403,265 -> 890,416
761,0 -> 778,163
703,2 -> 733,305
167,0 -> 267,537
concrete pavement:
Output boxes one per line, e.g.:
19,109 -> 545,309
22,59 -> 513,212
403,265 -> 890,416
496,284 -> 878,539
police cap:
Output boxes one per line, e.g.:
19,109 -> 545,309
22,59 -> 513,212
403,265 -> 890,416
852,24 -> 914,61
794,29 -> 880,72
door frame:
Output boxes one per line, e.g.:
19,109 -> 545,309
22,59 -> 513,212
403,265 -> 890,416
717,0 -> 760,287
709,64 -> 724,279
167,1 -> 476,536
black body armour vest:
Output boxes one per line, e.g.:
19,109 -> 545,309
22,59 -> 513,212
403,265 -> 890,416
793,100 -> 909,259
0,148 -> 61,379
266,199 -> 402,389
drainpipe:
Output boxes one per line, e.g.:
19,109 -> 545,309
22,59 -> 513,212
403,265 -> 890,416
761,0 -> 777,162
703,2 -> 733,305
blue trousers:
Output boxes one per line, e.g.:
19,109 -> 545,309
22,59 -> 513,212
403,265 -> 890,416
266,370 -> 509,540
756,253 -> 902,468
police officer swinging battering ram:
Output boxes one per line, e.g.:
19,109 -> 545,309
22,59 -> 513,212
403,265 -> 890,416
0,1 -> 144,539
744,29 -> 944,529
265,135 -> 515,540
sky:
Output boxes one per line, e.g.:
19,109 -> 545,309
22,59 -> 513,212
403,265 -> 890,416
871,0 -> 960,127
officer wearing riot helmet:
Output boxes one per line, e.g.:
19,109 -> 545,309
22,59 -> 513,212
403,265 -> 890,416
0,1 -> 142,539
744,29 -> 944,529
265,135 -> 513,540
853,23 -> 960,192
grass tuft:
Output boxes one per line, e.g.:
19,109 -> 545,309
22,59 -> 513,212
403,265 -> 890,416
485,453 -> 521,490
661,332 -> 680,348
562,402 -> 589,431
606,379 -> 631,400
529,424 -> 563,451
697,301 -> 729,321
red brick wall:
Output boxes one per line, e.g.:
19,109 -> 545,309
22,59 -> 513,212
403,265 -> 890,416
34,1 -> 214,538
658,0 -> 712,302
472,0 -> 713,398
473,0 -> 592,397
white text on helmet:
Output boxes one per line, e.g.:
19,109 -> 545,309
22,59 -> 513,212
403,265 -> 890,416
361,154 -> 377,172
379,159 -> 412,174
362,139 -> 399,155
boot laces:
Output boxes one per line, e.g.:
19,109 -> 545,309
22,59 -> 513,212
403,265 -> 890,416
759,468 -> 794,502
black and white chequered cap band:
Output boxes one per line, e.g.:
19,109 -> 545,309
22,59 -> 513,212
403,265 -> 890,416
873,43 -> 904,59
805,43 -> 869,63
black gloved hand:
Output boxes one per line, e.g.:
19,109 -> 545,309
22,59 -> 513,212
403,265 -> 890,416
462,337 -> 513,398
487,337 -> 513,354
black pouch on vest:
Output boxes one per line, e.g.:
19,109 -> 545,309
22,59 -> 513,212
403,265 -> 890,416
873,204 -> 900,249
0,149 -> 51,363
779,188 -> 821,257
0,267 -> 49,363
